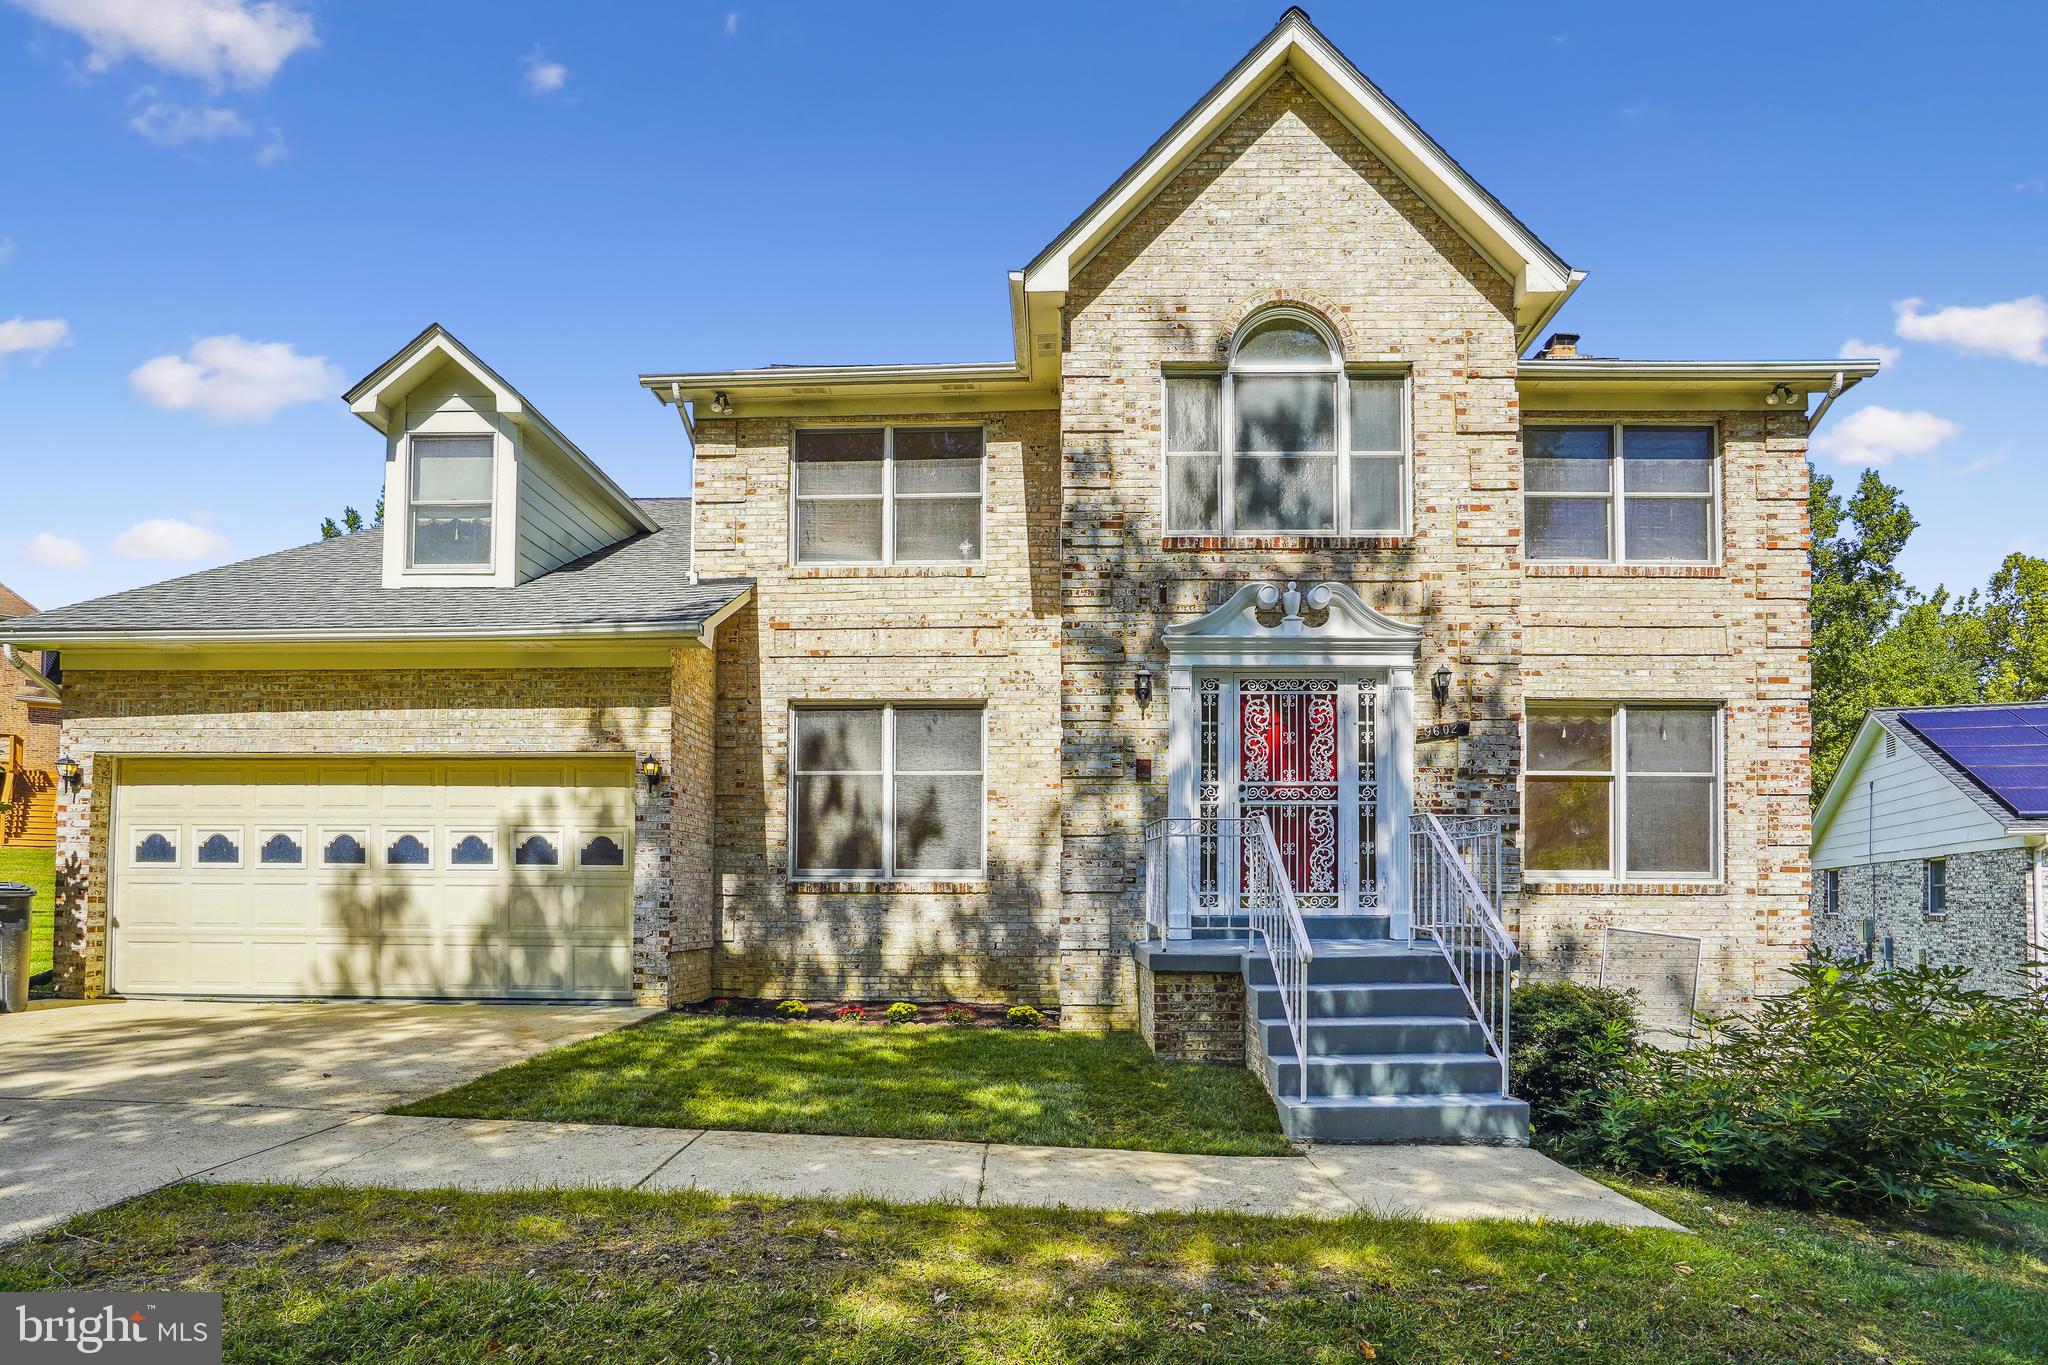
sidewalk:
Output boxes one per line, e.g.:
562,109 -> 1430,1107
192,1113 -> 1682,1229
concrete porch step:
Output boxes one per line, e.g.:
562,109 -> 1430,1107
1300,913 -> 1394,940
1271,1014 -> 1490,1055
1246,944 -> 1453,987
1276,1093 -> 1531,1145
1254,981 -> 1472,1020
1268,1051 -> 1504,1099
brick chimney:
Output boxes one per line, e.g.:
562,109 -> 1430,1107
1536,332 -> 1579,359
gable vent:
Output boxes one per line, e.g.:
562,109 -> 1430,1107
1885,733 -> 1897,760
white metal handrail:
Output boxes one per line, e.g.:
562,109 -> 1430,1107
1411,812 -> 1515,1093
1142,814 -> 1316,1102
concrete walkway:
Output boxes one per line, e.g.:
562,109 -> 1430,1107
190,1116 -> 1679,1230
0,999 -> 1680,1242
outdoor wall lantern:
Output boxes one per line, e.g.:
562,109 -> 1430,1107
1430,664 -> 1453,709
1133,665 -> 1154,708
54,757 -> 82,791
639,756 -> 665,787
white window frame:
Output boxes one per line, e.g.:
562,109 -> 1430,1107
787,702 -> 987,882
404,432 -> 499,573
1161,308 -> 1411,539
1924,857 -> 1947,918
1822,867 -> 1840,917
1523,422 -> 1721,565
790,425 -> 986,567
1524,702 -> 1723,883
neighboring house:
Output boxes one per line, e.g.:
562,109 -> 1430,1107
0,581 -> 60,850
1811,705 -> 2048,992
0,11 -> 1873,1139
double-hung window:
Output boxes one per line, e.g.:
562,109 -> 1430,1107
1525,424 -> 1716,563
790,704 -> 985,879
1525,704 -> 1720,879
1164,310 -> 1407,536
793,427 -> 983,565
1924,858 -> 1947,917
409,434 -> 495,566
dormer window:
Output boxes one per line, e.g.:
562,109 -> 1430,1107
1164,309 -> 1408,538
409,435 -> 494,566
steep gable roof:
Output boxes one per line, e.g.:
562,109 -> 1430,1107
1023,7 -> 1580,346
1814,706 -> 2048,849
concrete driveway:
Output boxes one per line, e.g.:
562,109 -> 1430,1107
0,998 -> 651,1243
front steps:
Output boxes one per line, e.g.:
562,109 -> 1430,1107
1245,938 -> 1529,1145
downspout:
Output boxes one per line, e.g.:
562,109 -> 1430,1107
1807,371 -> 1848,434
1,644 -> 58,700
671,382 -> 700,586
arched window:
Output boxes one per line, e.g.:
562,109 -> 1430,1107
1164,308 -> 1407,536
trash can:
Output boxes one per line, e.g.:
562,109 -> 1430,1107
0,882 -> 32,1013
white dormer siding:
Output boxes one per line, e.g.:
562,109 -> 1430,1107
514,421 -> 641,579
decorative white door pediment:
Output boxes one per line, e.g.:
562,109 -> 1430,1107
1163,580 -> 1423,671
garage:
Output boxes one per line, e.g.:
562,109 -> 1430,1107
110,756 -> 636,1001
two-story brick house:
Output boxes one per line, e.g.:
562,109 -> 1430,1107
0,10 -> 1873,1140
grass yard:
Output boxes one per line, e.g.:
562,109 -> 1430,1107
394,1013 -> 1294,1156
0,845 -> 54,977
3,1178 -> 2044,1362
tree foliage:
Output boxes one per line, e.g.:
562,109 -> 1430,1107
1809,466 -> 2048,800
320,495 -> 385,540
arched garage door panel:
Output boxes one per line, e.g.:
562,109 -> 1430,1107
111,757 -> 633,1000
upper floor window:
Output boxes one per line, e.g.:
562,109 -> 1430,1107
1164,310 -> 1407,537
1525,703 -> 1721,880
410,434 -> 494,566
793,427 -> 983,565
1524,424 -> 1716,563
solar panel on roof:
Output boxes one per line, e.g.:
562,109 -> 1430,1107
1898,706 -> 2048,819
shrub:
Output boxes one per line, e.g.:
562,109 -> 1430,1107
1005,1005 -> 1045,1029
708,998 -> 739,1018
942,1005 -> 976,1025
1586,957 -> 2048,1212
774,999 -> 810,1020
833,1003 -> 866,1022
884,1002 -> 918,1024
1509,980 -> 1639,1150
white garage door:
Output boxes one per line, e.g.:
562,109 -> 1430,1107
111,757 -> 635,1000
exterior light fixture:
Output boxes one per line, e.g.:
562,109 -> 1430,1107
1430,665 -> 1453,709
639,756 -> 665,786
1764,383 -> 1797,407
54,756 -> 82,790
1133,666 -> 1154,708
708,391 -> 733,416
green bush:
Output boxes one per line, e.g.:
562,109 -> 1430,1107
942,1005 -> 976,1025
1509,980 -> 1638,1149
1586,958 -> 2048,1212
774,999 -> 810,1020
884,1002 -> 918,1024
1004,1005 -> 1045,1029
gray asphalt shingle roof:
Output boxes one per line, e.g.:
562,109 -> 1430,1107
0,498 -> 750,641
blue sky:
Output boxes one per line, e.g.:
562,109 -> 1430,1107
1,0 -> 2042,610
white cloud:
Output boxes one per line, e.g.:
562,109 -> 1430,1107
2015,175 -> 2045,194
24,532 -> 89,569
1808,405 -> 1959,466
128,333 -> 341,421
722,10 -> 740,36
1840,337 -> 1901,368
129,96 -> 248,144
0,316 -> 72,361
5,0 -> 316,87
112,517 -> 229,561
523,48 -> 566,93
1893,295 -> 2048,365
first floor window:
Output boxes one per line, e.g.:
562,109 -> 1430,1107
1822,867 -> 1840,917
791,704 -> 984,878
409,434 -> 495,566
1925,858 -> 1947,917
1525,704 -> 1720,878
793,427 -> 984,565
1524,424 -> 1716,563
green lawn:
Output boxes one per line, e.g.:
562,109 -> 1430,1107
0,845 -> 54,977
394,1014 -> 1294,1156
3,1178 -> 2044,1362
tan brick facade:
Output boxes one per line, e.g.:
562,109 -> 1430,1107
50,665 -> 690,1003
